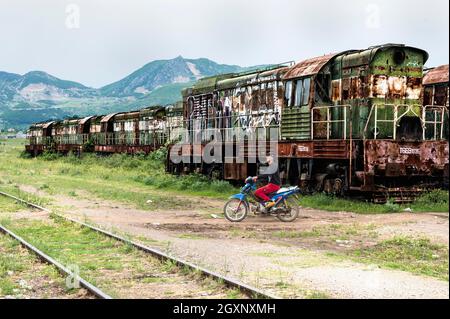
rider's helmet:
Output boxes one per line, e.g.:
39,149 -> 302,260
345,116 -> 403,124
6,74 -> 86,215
245,176 -> 253,184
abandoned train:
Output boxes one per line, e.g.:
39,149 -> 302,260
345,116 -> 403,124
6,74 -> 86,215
26,44 -> 449,201
165,44 -> 449,202
25,102 -> 183,156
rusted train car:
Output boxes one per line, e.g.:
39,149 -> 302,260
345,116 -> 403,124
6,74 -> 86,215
423,64 -> 449,108
25,121 -> 55,155
167,44 -> 449,202
26,102 -> 183,155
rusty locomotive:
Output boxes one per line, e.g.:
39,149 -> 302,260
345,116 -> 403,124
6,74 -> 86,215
166,44 -> 449,202
25,44 -> 449,202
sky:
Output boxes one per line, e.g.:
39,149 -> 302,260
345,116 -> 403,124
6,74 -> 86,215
0,0 -> 448,88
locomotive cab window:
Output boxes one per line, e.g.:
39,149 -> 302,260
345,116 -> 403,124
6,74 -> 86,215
293,77 -> 311,107
285,81 -> 293,107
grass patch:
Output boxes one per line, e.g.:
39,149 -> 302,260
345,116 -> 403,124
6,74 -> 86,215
1,139 -> 447,213
272,223 -> 378,241
0,196 -> 25,213
299,191 -> 449,214
0,232 -> 65,297
351,236 -> 449,281
2,217 -> 245,298
0,140 -> 237,211
411,190 -> 449,212
304,290 -> 331,299
177,233 -> 205,240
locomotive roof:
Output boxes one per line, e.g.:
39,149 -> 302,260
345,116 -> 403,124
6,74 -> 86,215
101,113 -> 120,123
283,53 -> 339,80
423,64 -> 449,85
339,44 -> 429,68
30,121 -> 55,129
185,64 -> 291,95
215,66 -> 288,90
79,116 -> 94,125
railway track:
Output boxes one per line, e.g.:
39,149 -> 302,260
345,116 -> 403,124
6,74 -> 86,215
0,190 -> 278,299
0,217 -> 112,299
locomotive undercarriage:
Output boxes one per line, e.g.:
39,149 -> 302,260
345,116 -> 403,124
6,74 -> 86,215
167,138 -> 449,203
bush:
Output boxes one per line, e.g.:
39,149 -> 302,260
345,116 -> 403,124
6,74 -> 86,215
19,150 -> 32,159
415,190 -> 449,205
383,199 -> 401,213
41,150 -> 61,161
148,146 -> 167,165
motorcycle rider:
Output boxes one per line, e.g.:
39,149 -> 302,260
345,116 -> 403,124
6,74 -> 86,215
253,155 -> 281,209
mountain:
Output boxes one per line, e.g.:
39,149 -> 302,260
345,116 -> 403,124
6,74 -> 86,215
0,57 -> 266,129
100,56 -> 243,97
0,70 -> 98,112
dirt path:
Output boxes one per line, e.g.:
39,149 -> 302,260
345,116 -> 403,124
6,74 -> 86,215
17,185 -> 450,299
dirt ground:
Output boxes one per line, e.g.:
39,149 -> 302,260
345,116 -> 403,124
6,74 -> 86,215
16,185 -> 450,299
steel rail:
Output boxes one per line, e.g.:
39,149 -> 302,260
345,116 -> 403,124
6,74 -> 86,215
0,190 -> 278,299
0,224 -> 112,299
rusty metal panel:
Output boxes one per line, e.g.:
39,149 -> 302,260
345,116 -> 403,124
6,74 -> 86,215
313,140 -> 349,159
79,116 -> 94,125
283,53 -> 338,80
101,113 -> 119,123
423,64 -> 449,85
42,121 -> 55,129
224,162 -> 247,180
278,142 -> 313,158
365,140 -> 449,177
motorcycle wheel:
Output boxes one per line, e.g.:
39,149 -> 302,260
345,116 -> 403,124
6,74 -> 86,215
224,199 -> 248,222
276,196 -> 300,222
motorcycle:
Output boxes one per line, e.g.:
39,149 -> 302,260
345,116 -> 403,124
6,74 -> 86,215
223,177 -> 301,222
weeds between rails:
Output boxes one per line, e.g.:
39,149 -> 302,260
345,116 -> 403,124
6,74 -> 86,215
0,191 -> 277,299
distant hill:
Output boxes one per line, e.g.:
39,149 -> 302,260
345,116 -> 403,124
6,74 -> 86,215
0,57 -> 267,129
100,56 -> 244,97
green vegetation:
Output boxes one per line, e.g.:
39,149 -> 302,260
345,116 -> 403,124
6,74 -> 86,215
0,230 -> 65,297
0,217 -> 243,298
0,140 -> 237,211
352,236 -> 449,281
272,223 -> 375,241
304,291 -> 331,299
299,192 -> 449,214
177,233 -> 205,240
0,196 -> 25,213
0,139 -> 448,213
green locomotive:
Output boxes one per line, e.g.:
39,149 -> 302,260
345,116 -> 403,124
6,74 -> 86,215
168,44 -> 449,202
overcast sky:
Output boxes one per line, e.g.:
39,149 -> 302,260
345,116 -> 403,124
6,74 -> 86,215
0,0 -> 448,88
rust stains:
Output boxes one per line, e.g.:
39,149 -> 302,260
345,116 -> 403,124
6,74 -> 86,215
283,53 -> 338,80
370,75 -> 388,98
423,64 -> 449,85
365,140 -> 449,177
370,75 -> 422,99
101,113 -> 120,123
406,77 -> 422,100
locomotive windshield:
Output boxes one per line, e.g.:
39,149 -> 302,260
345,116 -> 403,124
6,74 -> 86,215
396,116 -> 423,141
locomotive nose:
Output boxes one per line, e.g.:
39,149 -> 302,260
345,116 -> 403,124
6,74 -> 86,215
393,49 -> 406,65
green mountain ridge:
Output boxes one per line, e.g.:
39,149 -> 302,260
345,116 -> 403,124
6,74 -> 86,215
0,57 -> 267,129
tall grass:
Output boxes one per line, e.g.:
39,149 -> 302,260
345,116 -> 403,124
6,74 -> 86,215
57,149 -> 237,196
